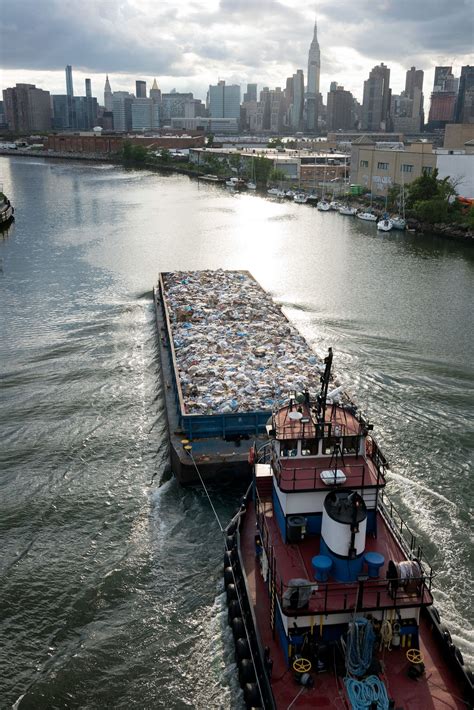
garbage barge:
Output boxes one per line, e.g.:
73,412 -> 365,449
154,270 -> 327,485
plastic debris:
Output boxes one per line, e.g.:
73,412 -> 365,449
162,270 -> 323,415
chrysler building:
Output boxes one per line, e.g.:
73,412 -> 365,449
306,21 -> 320,132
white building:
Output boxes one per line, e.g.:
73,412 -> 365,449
436,150 -> 474,198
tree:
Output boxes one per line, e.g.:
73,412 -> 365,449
159,148 -> 172,163
228,153 -> 241,174
206,134 -> 214,147
132,144 -> 148,162
267,137 -> 283,149
406,168 -> 440,207
122,141 -> 133,161
253,156 -> 273,185
269,168 -> 287,184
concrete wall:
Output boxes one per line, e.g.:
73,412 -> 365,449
436,152 -> 474,198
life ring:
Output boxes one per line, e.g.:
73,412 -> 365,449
248,446 -> 255,465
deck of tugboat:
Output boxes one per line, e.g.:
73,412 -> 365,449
255,487 -> 433,615
240,500 -> 466,709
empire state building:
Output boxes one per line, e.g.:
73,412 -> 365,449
306,21 -> 320,132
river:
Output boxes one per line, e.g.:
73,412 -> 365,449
0,156 -> 473,709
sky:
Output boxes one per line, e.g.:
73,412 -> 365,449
0,0 -> 472,110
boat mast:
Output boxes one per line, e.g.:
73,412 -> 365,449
316,347 -> 333,430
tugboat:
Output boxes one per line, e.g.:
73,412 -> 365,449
224,349 -> 473,709
0,190 -> 14,228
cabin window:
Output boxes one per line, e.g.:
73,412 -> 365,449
342,436 -> 358,454
322,436 -> 339,455
280,440 -> 298,457
301,439 -> 319,456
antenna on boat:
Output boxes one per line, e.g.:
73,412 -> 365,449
316,348 -> 333,429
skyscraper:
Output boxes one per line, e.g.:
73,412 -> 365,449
85,79 -> 92,98
327,86 -> 354,131
136,80 -> 147,98
405,67 -> 423,100
150,78 -> 161,103
455,65 -> 474,123
208,81 -> 241,120
291,70 -> 305,132
104,75 -> 113,112
243,84 -> 257,102
65,65 -> 76,129
361,63 -> 391,131
428,66 -> 458,129
306,21 -> 320,132
3,83 -> 52,132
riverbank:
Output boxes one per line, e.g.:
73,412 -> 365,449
2,150 -> 472,242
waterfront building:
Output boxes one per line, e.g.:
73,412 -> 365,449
243,84 -> 257,103
208,81 -> 241,120
306,20 -> 320,132
361,63 -> 391,131
131,98 -> 160,131
350,138 -> 436,195
326,85 -> 354,131
149,79 -> 161,103
104,75 -> 113,112
136,80 -> 147,98
455,66 -> 474,123
112,92 -> 134,132
3,83 -> 52,132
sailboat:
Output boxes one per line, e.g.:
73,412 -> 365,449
391,176 -> 406,229
246,157 -> 257,190
377,191 -> 393,231
317,158 -> 331,210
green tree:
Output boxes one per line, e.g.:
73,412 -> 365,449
159,148 -> 172,163
406,168 -> 440,207
122,141 -> 133,161
228,153 -> 241,174
206,134 -> 214,147
267,137 -> 283,149
269,168 -> 287,184
132,145 -> 148,162
253,156 -> 273,185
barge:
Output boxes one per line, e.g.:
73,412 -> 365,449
153,270 -> 327,485
223,349 -> 474,708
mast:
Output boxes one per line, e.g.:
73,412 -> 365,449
317,347 -> 333,429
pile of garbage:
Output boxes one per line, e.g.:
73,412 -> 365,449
162,270 -> 323,415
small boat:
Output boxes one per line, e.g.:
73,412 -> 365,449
317,200 -> 331,211
294,193 -> 308,204
197,174 -> 222,182
329,200 -> 342,211
377,215 -> 394,231
306,192 -> 318,202
339,205 -> 358,216
391,216 -> 406,230
223,348 -> 474,709
246,181 -> 257,190
285,190 -> 295,199
267,187 -> 286,198
357,211 -> 378,222
226,177 -> 245,189
0,193 -> 14,228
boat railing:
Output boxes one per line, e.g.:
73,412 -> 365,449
275,461 -> 382,492
378,488 -> 434,588
275,572 -> 431,617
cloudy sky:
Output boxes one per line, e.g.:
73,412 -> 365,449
0,0 -> 472,109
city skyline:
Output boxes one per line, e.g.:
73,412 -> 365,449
0,0 -> 471,111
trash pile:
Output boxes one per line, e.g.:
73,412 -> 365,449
162,270 -> 323,415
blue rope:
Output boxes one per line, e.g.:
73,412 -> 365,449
344,675 -> 389,710
346,618 -> 375,677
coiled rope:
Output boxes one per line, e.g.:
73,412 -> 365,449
344,675 -> 389,709
346,617 -> 376,677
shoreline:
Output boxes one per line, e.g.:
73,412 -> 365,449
1,150 -> 472,243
